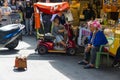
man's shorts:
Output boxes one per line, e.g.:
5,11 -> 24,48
55,35 -> 64,43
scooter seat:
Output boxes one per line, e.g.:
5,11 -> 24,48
0,24 -> 20,39
44,36 -> 55,42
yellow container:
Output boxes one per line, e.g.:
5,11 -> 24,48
109,28 -> 120,56
109,38 -> 120,56
104,28 -> 120,56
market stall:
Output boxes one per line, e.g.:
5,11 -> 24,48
101,0 -> 120,56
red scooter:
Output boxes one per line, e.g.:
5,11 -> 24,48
34,2 -> 76,55
36,23 -> 76,55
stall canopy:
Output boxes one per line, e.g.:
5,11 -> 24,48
34,2 -> 69,14
34,2 -> 69,29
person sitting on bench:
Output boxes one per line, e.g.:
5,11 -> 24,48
78,20 -> 108,69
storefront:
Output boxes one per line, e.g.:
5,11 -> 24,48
78,0 -> 120,56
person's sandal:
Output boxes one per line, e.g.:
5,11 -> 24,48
84,64 -> 94,69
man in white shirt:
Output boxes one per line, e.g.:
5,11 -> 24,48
1,1 -> 12,26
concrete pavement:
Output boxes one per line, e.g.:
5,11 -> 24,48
0,36 -> 120,80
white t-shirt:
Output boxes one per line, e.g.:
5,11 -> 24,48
1,6 -> 12,15
1,6 -> 12,19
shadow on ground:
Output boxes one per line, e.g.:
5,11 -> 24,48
22,36 -> 37,50
0,49 -> 19,55
27,53 -> 120,80
13,68 -> 27,72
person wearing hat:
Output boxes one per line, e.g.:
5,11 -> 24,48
78,20 -> 108,69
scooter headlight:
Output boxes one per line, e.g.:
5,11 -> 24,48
19,24 -> 25,30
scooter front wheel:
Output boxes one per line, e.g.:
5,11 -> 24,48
5,39 -> 19,50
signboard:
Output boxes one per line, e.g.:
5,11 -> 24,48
78,27 -> 90,46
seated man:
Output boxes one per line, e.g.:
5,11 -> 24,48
78,20 -> 108,69
52,16 -> 66,47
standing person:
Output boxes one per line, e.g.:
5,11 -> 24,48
83,3 -> 96,21
42,13 -> 52,33
17,1 -> 25,21
24,1 -> 34,35
89,5 -> 96,21
1,1 -> 12,26
78,20 -> 108,69
83,3 -> 90,21
10,0 -> 18,13
16,0 -> 24,10
18,6 -> 23,24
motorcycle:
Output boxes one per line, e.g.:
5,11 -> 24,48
0,24 -> 25,50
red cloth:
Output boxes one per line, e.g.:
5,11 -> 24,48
103,47 -> 109,52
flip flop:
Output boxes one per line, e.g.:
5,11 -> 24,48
84,64 -> 94,69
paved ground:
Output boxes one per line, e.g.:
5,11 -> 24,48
0,36 -> 120,80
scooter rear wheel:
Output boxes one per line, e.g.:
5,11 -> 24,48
38,46 -> 48,55
67,48 -> 76,56
5,39 -> 19,50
